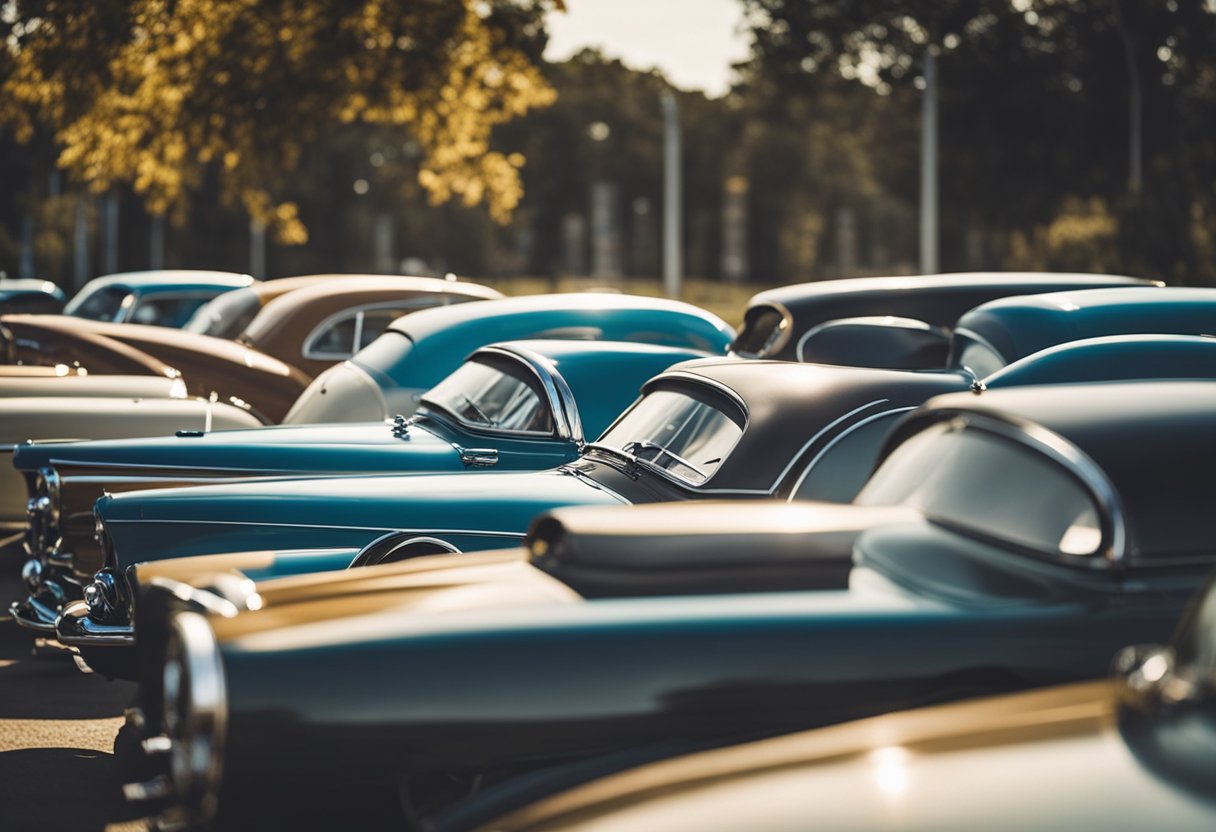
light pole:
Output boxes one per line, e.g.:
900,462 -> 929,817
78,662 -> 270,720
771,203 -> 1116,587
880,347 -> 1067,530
919,46 -> 939,275
662,91 -> 682,298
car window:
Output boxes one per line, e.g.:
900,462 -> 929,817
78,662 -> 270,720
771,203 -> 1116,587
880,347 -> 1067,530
856,421 -> 1103,558
789,411 -> 902,503
66,285 -> 131,322
732,304 -> 789,357
307,314 -> 360,357
952,335 -> 1006,378
595,388 -> 743,485
184,288 -> 261,338
129,295 -> 213,327
307,305 -> 430,359
358,308 -> 413,349
421,354 -> 553,434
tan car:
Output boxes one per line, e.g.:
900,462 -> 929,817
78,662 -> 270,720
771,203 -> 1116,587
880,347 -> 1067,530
0,375 -> 261,542
1,274 -> 503,418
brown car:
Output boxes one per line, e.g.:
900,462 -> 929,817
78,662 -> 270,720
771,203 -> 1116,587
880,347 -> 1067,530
1,274 -> 502,420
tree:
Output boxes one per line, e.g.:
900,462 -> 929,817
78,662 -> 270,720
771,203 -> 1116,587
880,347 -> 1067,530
0,0 -> 559,243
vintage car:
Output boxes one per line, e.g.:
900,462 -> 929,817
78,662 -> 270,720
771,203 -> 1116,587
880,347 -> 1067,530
466,579 -> 1216,832
61,305 -> 1216,675
0,278 -> 66,315
7,339 -> 711,633
125,380 -> 1216,829
62,269 -> 255,327
730,271 -> 1159,361
185,273 -> 503,377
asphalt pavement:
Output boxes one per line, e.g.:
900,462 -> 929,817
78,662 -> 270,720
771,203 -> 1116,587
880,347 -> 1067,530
0,542 -> 151,831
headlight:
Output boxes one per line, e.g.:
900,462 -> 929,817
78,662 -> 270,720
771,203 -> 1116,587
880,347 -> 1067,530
163,611 -> 228,822
94,511 -> 115,566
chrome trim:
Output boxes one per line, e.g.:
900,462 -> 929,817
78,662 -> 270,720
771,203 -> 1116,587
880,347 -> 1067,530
457,446 -> 499,468
9,589 -> 63,633
730,300 -> 793,358
769,399 -> 889,493
939,411 -> 1127,565
56,600 -> 135,646
349,534 -> 462,568
421,343 -> 585,443
146,575 -> 254,619
163,611 -> 228,824
785,407 -> 916,499
302,299 -> 437,360
649,370 -> 748,414
102,518 -> 528,539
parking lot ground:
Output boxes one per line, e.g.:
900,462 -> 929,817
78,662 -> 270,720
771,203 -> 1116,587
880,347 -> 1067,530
0,543 -> 151,831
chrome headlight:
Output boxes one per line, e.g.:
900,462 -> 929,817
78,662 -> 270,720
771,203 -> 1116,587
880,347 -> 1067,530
163,611 -> 228,822
24,467 -> 61,559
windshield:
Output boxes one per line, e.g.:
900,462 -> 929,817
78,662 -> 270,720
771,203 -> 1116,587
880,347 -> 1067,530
857,421 -> 1103,558
594,388 -> 743,485
65,285 -> 132,321
184,288 -> 261,338
421,355 -> 553,434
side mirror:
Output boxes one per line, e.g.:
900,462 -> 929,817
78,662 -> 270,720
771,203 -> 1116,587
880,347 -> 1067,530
797,316 -> 951,370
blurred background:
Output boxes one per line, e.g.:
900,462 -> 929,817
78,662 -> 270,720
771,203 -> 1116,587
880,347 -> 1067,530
2,0 -> 1214,312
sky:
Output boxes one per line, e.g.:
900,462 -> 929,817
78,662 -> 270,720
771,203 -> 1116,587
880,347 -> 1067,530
544,0 -> 753,98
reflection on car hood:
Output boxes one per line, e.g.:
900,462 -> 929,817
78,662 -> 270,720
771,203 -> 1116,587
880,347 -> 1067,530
13,420 -> 454,473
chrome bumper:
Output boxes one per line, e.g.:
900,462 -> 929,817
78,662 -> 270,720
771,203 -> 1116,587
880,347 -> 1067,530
55,599 -> 135,647
9,581 -> 68,633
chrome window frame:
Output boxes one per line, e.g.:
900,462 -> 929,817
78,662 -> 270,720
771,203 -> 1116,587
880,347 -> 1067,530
586,374 -> 748,490
302,299 -> 445,361
730,301 -> 793,359
903,412 -> 1127,567
420,343 -> 584,444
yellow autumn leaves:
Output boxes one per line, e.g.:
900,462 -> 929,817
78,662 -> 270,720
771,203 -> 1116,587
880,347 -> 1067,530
0,0 -> 556,243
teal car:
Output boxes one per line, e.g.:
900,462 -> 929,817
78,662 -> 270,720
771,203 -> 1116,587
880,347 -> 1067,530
9,339 -> 711,634
62,288 -> 1216,666
62,270 -> 256,327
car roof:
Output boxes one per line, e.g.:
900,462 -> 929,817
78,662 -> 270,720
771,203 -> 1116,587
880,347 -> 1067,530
954,286 -> 1216,365
891,380 -> 1216,561
738,272 -> 1159,357
73,270 -> 255,293
637,358 -> 971,492
389,292 -> 731,341
243,275 -> 502,340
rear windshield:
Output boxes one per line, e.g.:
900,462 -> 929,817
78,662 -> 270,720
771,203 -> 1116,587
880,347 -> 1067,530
732,305 -> 789,358
857,421 -> 1103,558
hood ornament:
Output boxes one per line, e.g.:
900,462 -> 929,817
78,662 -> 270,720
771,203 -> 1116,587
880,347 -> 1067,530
391,414 -> 411,439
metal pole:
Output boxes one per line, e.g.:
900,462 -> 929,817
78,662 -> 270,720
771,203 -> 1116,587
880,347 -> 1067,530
919,48 -> 939,275
250,219 -> 266,281
662,91 -> 682,298
103,192 -> 120,274
73,199 -> 90,289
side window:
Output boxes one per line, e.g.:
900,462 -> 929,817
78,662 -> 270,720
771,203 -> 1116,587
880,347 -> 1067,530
306,303 -> 435,359
790,412 -> 903,504
305,313 -> 359,358
69,286 -> 132,322
358,308 -> 414,349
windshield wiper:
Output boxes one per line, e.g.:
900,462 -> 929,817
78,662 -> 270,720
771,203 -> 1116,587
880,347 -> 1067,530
584,442 -> 640,477
456,393 -> 495,426
621,440 -> 708,479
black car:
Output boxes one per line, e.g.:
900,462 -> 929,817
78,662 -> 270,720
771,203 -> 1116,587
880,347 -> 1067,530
132,380 -> 1216,830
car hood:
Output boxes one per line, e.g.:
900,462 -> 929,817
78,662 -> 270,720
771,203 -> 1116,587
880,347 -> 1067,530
205,550 -> 581,643
474,681 -> 1121,832
13,420 -> 456,474
99,468 -> 626,566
